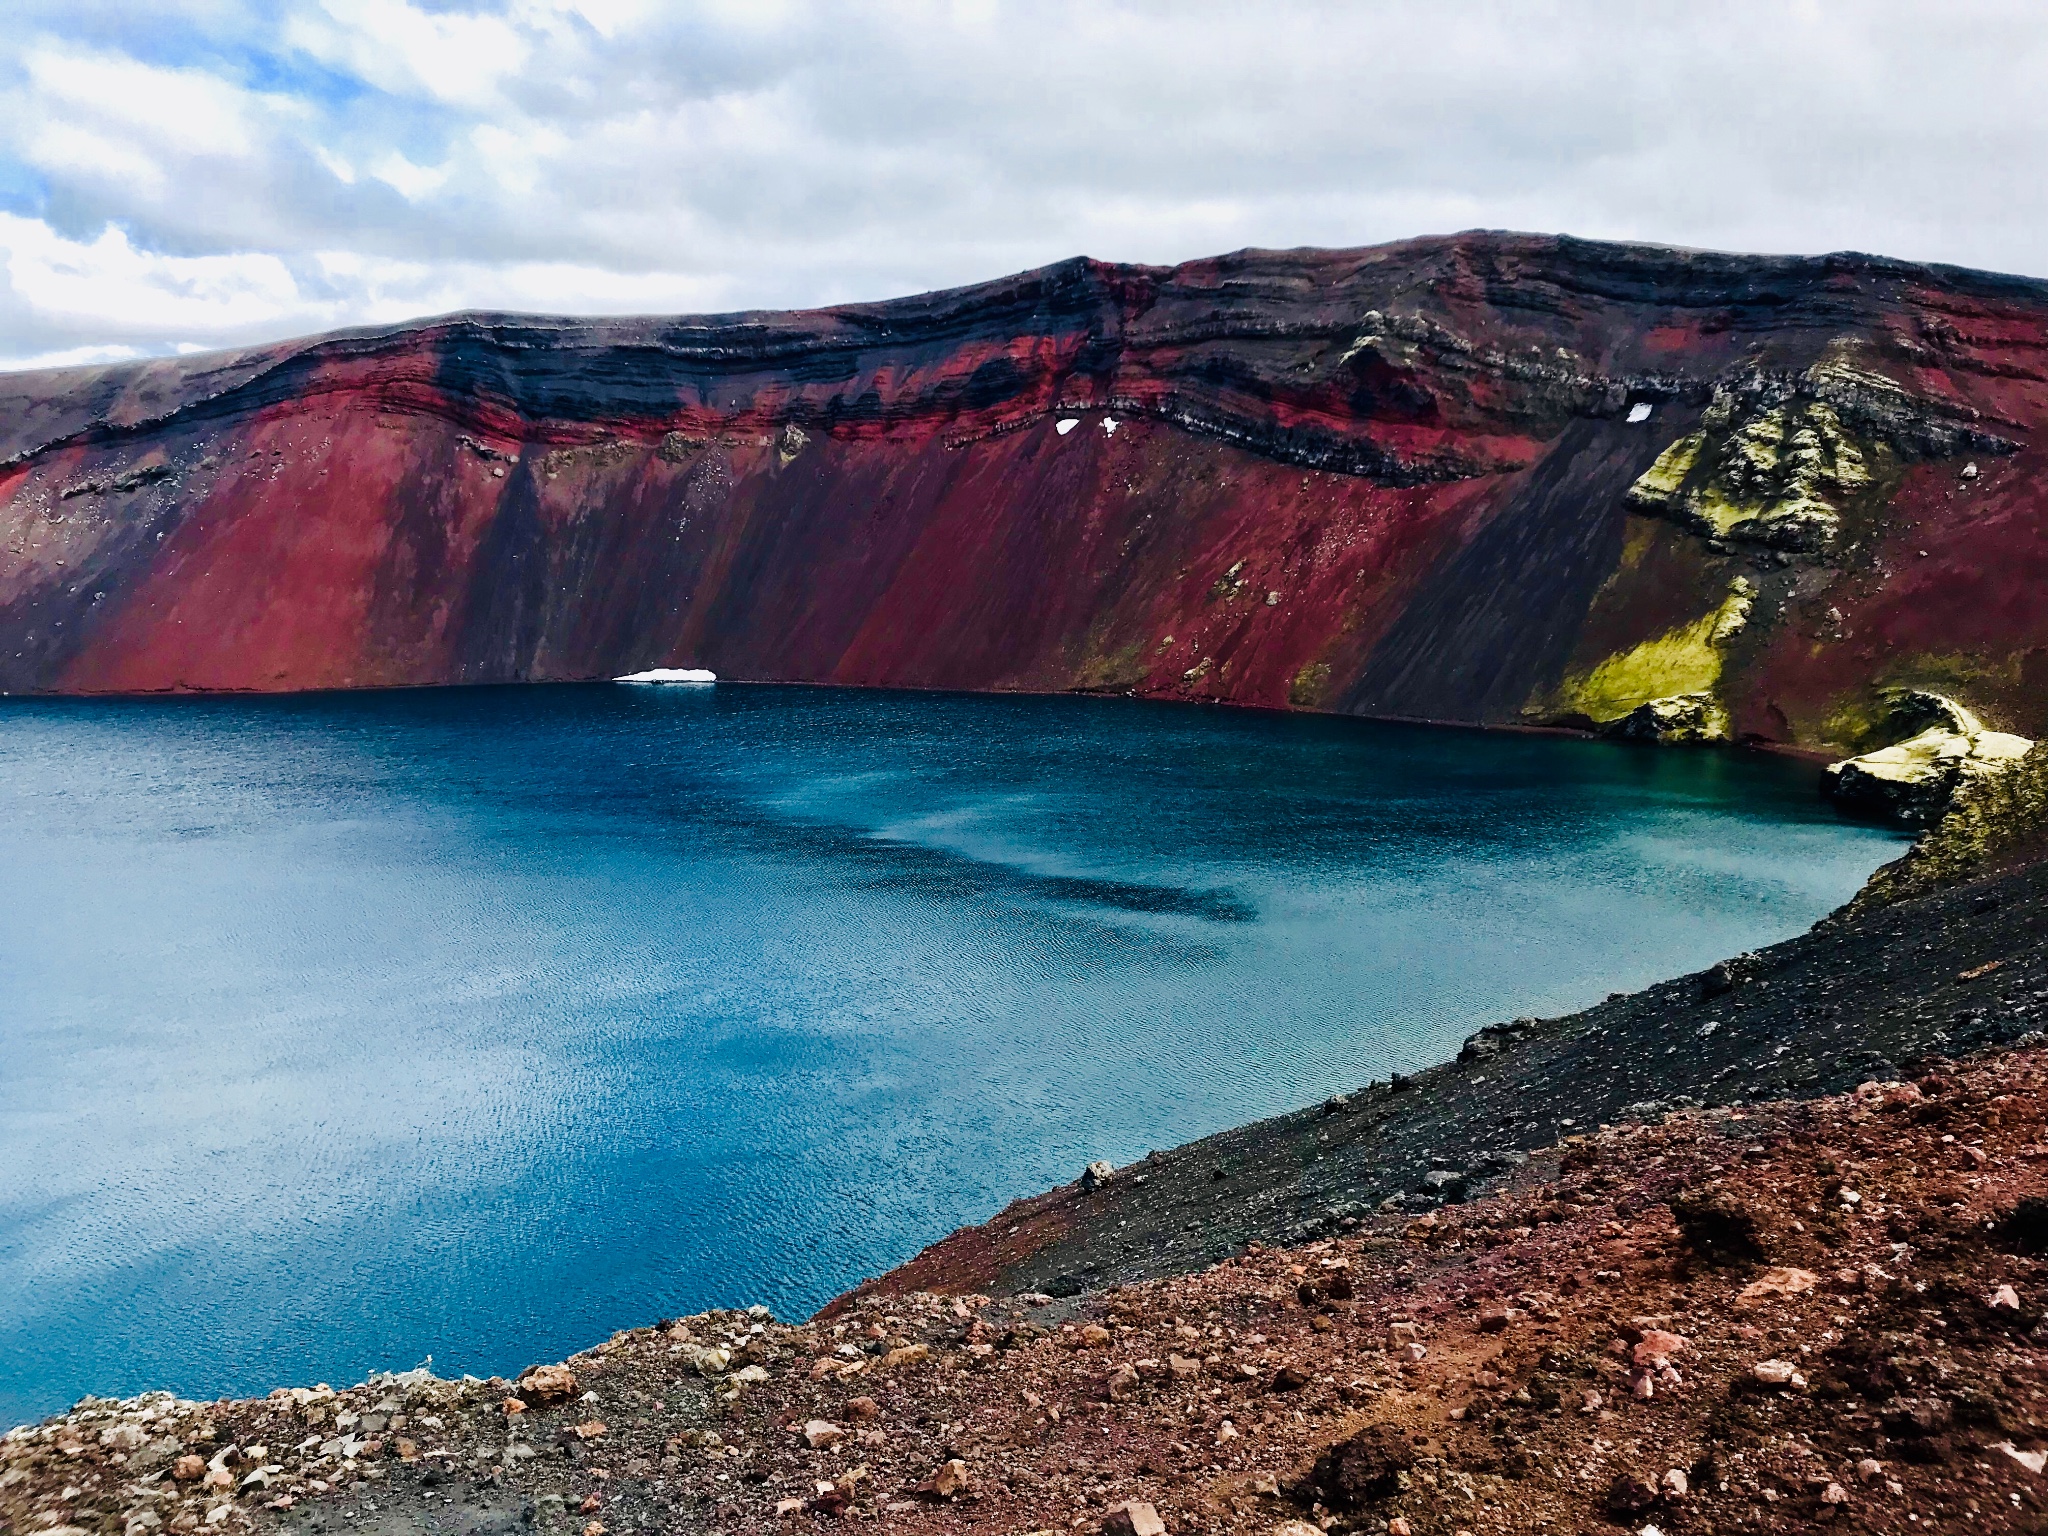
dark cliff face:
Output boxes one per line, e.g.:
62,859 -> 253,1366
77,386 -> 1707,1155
3,230 -> 2046,752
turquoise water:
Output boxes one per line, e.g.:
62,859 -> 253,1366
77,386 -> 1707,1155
0,685 -> 1904,1425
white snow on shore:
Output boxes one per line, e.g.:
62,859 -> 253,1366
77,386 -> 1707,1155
614,668 -> 717,684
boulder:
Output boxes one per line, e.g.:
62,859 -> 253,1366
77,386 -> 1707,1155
1102,1503 -> 1166,1536
1290,1424 -> 1415,1510
1601,693 -> 1731,744
518,1364 -> 579,1405
1825,721 -> 2032,826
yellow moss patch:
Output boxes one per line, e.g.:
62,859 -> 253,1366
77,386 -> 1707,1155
1856,738 -> 2048,908
1628,434 -> 1703,510
1551,580 -> 1753,724
1626,396 -> 1869,549
1071,641 -> 1147,692
1288,662 -> 1333,707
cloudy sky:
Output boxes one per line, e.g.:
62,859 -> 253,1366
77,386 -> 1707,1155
2,0 -> 2044,369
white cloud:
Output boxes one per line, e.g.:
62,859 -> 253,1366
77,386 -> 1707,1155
284,0 -> 535,108
370,151 -> 451,200
3,0 -> 2048,368
0,214 -> 324,356
3,342 -> 151,372
23,44 -> 265,158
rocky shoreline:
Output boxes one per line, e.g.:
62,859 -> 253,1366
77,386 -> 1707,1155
6,1046 -> 2044,1536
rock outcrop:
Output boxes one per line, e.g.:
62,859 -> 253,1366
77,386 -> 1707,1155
1825,724 -> 2032,823
3,231 -> 2046,763
1824,690 -> 2033,824
1600,692 -> 1732,744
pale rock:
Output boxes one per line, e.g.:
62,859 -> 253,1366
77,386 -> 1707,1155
932,1458 -> 970,1497
1855,1458 -> 1885,1483
803,1421 -> 844,1449
1750,1359 -> 1799,1386
680,1345 -> 731,1377
520,1364 -> 578,1403
1603,693 -> 1730,745
1990,1284 -> 2021,1310
1737,1267 -> 1820,1304
1632,1330 -> 1687,1368
1102,1502 -> 1165,1536
1995,1441 -> 2048,1475
1825,719 -> 2033,826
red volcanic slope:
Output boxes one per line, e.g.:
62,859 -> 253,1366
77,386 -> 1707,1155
3,230 -> 2046,751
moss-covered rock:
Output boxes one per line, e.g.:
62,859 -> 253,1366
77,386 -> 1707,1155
1855,739 -> 2048,907
1600,693 -> 1732,744
1823,724 -> 2031,825
1544,578 -> 1752,729
1626,391 -> 1867,552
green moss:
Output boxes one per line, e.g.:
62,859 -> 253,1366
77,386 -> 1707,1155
1819,692 -> 1897,756
1626,397 -> 1869,550
1855,742 -> 2048,908
1550,580 -> 1753,724
1821,657 -> 2033,754
1628,434 -> 1703,510
1289,661 -> 1332,707
1071,640 -> 1147,692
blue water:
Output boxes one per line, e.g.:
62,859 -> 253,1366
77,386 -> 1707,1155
0,684 -> 1904,1425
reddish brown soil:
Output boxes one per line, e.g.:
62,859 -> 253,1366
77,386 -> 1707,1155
8,1051 -> 2045,1536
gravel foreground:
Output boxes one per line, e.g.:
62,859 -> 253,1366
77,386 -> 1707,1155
8,1045 -> 2048,1536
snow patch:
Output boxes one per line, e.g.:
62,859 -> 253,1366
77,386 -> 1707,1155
1102,417 -> 1119,435
1055,418 -> 1079,436
1627,402 -> 1654,424
615,668 -> 716,684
